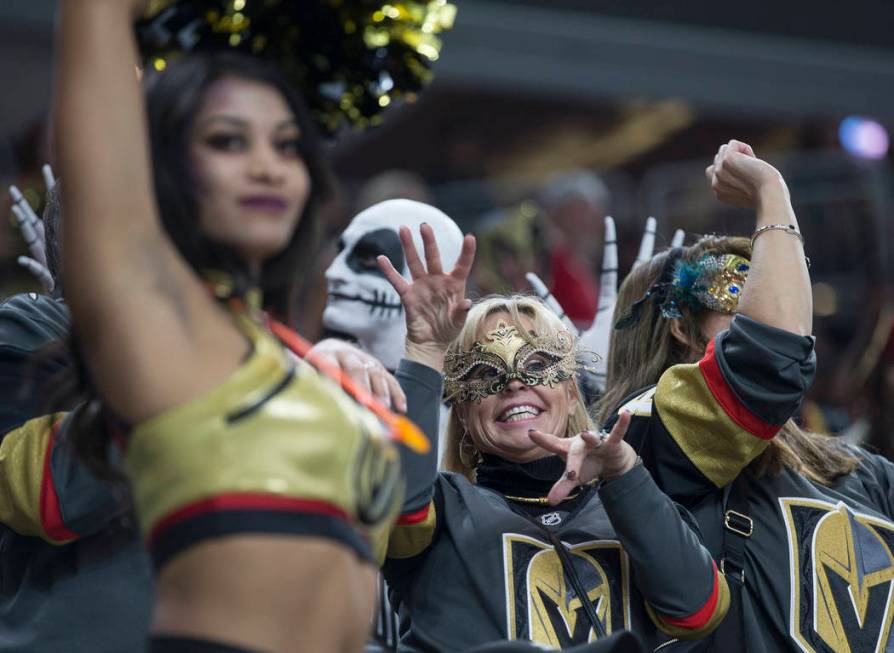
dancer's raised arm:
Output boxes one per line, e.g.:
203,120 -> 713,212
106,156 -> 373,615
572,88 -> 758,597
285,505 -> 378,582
56,0 -> 248,423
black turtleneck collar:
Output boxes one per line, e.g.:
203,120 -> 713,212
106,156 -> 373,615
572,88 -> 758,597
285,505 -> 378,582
475,453 -> 567,498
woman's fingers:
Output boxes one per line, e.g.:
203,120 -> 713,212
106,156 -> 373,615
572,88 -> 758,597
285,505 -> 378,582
338,351 -> 374,396
580,430 -> 605,448
377,255 -> 411,296
400,226 -> 427,280
527,428 -> 570,456
547,438 -> 588,505
607,410 -> 632,445
728,139 -> 755,157
420,223 -> 444,276
447,298 -> 473,333
368,366 -> 392,410
450,234 -> 477,283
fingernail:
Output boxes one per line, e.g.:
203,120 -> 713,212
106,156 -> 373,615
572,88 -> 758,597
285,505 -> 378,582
528,429 -> 535,434
566,470 -> 577,480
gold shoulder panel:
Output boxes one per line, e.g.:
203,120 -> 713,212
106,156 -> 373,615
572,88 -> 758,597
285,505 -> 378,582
655,363 -> 769,488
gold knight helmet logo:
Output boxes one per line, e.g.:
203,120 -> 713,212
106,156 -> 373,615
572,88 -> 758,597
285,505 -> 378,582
781,498 -> 894,653
503,534 -> 630,647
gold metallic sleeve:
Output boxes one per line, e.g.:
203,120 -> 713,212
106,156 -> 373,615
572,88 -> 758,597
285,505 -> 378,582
0,413 -> 75,544
655,363 -> 770,488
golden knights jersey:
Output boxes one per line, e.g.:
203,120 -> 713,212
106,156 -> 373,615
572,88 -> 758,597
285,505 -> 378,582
384,465 -> 728,652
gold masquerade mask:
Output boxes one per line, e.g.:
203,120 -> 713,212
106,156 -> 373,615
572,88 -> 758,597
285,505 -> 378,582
443,321 -> 577,404
615,252 -> 750,329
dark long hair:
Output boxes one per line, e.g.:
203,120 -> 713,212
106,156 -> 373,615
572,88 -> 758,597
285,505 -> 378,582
54,52 -> 331,477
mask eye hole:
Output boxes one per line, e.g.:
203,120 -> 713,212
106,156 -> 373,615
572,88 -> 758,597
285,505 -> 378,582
464,363 -> 502,382
519,352 -> 560,376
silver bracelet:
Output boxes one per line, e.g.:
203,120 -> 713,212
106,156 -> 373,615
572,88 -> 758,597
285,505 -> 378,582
750,223 -> 803,250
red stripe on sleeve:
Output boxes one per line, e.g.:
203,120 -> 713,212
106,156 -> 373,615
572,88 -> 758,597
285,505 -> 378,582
698,339 -> 778,440
659,561 -> 721,630
397,503 -> 431,526
39,420 -> 80,542
148,494 -> 351,546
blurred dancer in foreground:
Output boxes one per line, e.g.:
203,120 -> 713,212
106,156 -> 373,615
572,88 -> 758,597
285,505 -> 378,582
54,2 -> 406,651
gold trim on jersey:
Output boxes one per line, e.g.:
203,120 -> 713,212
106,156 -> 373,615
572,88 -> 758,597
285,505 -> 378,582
655,364 -> 770,488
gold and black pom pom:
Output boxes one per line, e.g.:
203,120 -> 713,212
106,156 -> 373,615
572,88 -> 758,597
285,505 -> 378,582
137,1 -> 456,135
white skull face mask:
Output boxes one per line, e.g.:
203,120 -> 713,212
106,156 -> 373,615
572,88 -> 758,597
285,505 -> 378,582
324,199 -> 464,371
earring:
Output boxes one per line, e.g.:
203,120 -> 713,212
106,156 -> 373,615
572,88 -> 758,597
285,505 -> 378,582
459,430 -> 482,469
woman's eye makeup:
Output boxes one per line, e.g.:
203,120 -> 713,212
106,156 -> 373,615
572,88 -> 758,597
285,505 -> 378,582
520,353 -> 556,374
204,133 -> 247,152
465,364 -> 501,381
275,137 -> 302,156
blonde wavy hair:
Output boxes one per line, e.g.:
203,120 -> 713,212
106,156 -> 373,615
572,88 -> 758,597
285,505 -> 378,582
441,294 -> 593,481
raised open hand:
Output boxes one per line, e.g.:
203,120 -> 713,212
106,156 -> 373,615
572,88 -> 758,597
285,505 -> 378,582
377,224 -> 476,370
528,411 -> 637,505
706,139 -> 786,210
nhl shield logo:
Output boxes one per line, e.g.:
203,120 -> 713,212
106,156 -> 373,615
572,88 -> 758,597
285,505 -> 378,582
780,497 -> 894,653
541,512 -> 562,527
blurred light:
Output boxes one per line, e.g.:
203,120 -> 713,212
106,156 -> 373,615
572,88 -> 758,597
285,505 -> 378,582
153,58 -> 167,72
839,116 -> 889,159
813,282 -> 838,317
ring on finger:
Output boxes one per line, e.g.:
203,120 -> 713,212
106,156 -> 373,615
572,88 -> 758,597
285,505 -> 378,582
593,430 -> 608,448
